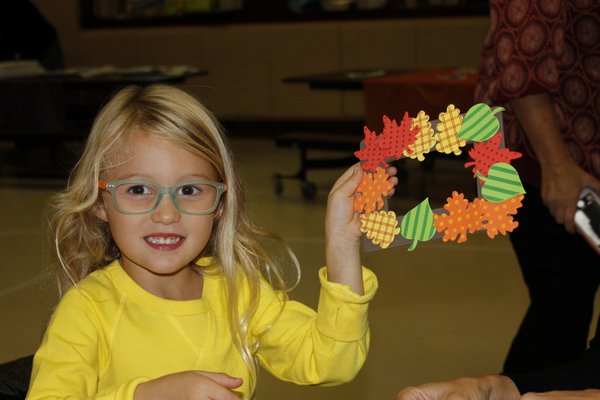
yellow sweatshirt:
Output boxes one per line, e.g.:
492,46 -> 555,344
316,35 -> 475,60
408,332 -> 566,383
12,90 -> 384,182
27,259 -> 377,399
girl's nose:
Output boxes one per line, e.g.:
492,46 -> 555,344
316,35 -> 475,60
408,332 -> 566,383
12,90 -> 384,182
151,194 -> 181,224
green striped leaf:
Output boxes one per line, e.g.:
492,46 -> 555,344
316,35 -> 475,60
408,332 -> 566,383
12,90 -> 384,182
478,162 -> 526,202
400,198 -> 436,251
458,103 -> 505,142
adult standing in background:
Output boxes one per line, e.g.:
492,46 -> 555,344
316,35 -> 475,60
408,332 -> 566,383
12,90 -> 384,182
396,3 -> 600,398
474,0 -> 600,374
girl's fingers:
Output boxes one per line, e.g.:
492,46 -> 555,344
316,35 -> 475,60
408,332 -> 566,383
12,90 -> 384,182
330,163 -> 398,198
330,163 -> 361,194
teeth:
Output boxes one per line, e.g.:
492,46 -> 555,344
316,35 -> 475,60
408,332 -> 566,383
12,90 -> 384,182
146,236 -> 181,245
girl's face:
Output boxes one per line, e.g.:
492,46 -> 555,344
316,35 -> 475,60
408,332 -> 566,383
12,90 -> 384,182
95,130 -> 220,298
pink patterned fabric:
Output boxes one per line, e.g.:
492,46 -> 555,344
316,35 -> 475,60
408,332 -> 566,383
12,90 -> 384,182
475,0 -> 600,186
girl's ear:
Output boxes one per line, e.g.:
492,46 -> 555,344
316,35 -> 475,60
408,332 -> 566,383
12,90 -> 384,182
94,200 -> 109,222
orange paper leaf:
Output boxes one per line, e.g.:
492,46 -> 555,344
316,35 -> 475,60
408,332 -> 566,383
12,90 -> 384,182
433,191 -> 485,243
480,194 -> 524,238
354,167 -> 394,215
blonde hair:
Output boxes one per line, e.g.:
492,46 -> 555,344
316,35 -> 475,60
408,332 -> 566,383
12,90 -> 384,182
48,84 -> 300,395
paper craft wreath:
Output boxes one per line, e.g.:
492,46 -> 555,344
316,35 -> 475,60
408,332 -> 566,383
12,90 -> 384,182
355,103 -> 526,251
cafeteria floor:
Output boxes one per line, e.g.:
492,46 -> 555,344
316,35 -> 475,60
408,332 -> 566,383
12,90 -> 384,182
1,136 -> 598,399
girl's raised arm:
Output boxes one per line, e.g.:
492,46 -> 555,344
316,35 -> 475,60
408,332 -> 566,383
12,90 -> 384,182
324,164 -> 397,294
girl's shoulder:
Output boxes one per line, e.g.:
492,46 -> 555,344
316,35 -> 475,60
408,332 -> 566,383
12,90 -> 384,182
60,260 -> 123,306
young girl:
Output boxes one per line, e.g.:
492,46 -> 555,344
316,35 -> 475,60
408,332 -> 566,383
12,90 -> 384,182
26,84 -> 397,400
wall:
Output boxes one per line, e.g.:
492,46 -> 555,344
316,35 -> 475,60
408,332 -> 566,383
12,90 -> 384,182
32,0 -> 490,120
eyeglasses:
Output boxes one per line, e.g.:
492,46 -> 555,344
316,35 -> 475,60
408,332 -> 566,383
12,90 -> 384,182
98,179 -> 227,215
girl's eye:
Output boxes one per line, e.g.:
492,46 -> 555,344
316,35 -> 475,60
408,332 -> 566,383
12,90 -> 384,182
127,185 -> 152,195
178,185 -> 201,196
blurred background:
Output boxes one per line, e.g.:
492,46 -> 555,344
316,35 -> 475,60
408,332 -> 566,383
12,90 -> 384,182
2,1 -> 598,399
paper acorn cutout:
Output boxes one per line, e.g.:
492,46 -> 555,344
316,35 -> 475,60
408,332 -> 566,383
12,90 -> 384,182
355,103 -> 526,251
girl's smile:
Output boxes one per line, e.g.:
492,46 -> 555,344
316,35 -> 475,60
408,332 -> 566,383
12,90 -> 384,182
144,234 -> 185,250
95,130 -> 221,300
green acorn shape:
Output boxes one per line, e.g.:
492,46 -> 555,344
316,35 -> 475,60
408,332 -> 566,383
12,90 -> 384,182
458,103 -> 505,142
400,198 -> 436,251
477,162 -> 526,202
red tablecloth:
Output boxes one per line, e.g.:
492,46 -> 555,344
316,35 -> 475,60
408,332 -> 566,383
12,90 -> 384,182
363,68 -> 477,132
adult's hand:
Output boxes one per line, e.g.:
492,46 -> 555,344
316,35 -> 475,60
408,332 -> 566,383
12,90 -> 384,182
539,159 -> 600,233
509,93 -> 600,233
397,375 -> 520,400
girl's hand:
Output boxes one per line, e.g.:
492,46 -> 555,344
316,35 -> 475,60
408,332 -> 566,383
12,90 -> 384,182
325,164 -> 397,295
134,371 -> 243,400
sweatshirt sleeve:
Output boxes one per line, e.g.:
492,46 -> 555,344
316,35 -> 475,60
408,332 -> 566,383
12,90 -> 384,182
253,266 -> 378,386
26,289 -> 150,400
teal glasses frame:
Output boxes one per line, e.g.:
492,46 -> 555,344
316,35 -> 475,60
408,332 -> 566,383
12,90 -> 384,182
98,179 -> 227,215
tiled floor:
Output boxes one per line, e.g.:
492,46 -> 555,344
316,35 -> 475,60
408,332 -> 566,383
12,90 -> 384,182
0,137 -> 595,399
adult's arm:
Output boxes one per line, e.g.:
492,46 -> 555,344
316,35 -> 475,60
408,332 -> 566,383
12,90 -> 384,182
509,94 -> 600,233
521,389 -> 600,400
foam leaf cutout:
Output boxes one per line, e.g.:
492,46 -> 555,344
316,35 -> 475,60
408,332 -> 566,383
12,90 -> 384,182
379,113 -> 420,159
400,198 -> 436,251
458,103 -> 505,142
404,111 -> 436,161
354,126 -> 389,173
433,191 -> 485,243
480,195 -> 524,238
478,163 -> 526,203
435,104 -> 467,155
464,132 -> 521,181
354,167 -> 394,214
360,210 -> 401,249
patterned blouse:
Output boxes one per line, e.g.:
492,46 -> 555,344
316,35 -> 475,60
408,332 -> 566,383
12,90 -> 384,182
474,0 -> 599,187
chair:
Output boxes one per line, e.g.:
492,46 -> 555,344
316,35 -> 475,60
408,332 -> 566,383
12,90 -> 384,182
0,355 -> 32,400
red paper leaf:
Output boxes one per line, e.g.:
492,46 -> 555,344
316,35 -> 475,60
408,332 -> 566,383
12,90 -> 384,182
354,125 -> 389,172
464,132 -> 521,181
378,113 -> 420,159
